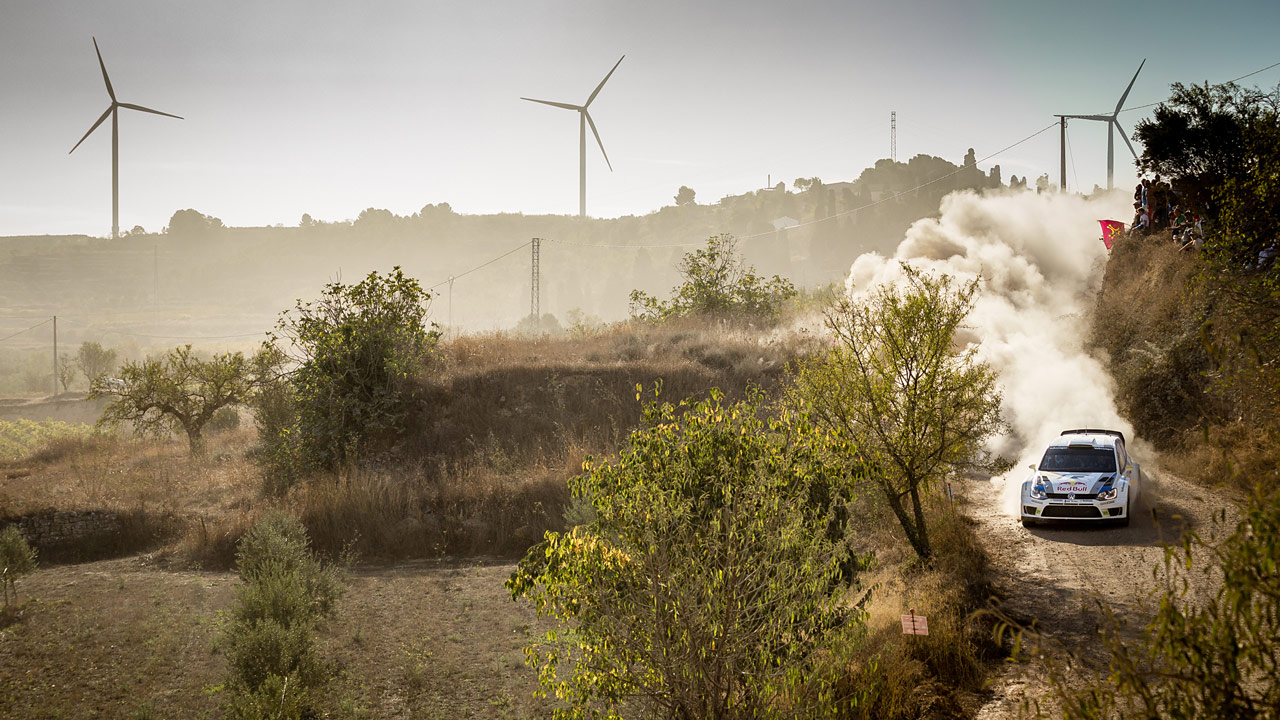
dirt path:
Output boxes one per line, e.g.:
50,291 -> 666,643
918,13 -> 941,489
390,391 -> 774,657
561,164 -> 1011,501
966,461 -> 1231,718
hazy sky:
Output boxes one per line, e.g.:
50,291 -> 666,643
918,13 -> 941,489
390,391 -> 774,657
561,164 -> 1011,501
2,0 -> 1277,237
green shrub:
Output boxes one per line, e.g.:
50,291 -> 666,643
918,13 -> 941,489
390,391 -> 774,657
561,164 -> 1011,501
0,419 -> 94,461
266,267 -> 438,472
507,388 -> 867,719
208,406 -> 242,434
0,525 -> 38,606
221,512 -> 344,717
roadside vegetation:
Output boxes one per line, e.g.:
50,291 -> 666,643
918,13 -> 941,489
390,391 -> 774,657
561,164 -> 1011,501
1,235 -> 1007,718
1008,76 -> 1280,718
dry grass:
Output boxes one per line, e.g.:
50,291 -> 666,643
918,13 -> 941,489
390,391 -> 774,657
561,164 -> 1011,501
0,557 -> 551,720
1094,233 -> 1280,493
0,429 -> 259,563
835,501 -> 999,720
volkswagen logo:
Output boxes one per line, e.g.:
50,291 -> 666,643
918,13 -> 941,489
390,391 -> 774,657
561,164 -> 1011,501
1068,493 -> 1076,500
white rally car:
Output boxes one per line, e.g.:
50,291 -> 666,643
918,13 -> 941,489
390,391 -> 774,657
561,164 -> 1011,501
1020,429 -> 1141,527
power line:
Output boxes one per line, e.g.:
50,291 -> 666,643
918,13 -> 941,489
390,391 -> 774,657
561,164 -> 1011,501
100,330 -> 267,340
426,240 -> 532,291
734,120 -> 1062,241
56,316 -> 267,341
0,318 -> 53,343
546,120 -> 1061,249
1066,125 -> 1080,192
1110,59 -> 1280,115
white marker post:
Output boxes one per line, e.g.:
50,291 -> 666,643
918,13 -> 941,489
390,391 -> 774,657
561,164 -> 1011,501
901,608 -> 929,636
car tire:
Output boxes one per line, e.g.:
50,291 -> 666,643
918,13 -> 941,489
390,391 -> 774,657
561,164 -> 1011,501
1021,516 -> 1038,528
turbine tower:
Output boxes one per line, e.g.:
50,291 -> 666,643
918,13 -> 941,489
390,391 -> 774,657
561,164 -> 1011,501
1056,59 -> 1145,190
522,55 -> 624,218
70,37 -> 183,239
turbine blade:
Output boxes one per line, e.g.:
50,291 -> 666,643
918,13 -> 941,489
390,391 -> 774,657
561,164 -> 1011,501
69,106 -> 112,154
521,97 -> 581,111
1115,58 -> 1146,114
93,37 -> 116,102
584,55 -> 624,108
1114,119 -> 1139,158
119,102 -> 184,120
585,110 -> 612,172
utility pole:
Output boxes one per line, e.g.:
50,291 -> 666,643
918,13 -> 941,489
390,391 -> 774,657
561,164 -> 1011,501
51,315 -> 57,397
1058,115 -> 1067,192
891,111 -> 897,162
447,275 -> 454,338
530,238 -> 541,325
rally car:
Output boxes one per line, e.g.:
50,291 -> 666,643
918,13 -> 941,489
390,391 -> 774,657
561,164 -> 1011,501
1020,429 -> 1141,527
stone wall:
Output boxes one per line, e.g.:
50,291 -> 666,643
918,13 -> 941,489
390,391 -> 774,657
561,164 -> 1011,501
3,509 -> 121,552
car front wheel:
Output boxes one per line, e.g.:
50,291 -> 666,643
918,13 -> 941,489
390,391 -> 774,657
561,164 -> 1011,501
1021,516 -> 1039,528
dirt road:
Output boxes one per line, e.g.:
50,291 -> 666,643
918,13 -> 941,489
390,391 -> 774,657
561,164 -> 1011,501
967,461 -> 1232,718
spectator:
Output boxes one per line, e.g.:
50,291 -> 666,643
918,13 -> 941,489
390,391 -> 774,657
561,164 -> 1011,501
1171,206 -> 1189,243
1258,240 -> 1277,270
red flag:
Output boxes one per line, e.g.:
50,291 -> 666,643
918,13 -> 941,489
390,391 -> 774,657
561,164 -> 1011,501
1099,220 -> 1125,250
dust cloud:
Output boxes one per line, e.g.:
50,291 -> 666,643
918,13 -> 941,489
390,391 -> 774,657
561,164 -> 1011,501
843,189 -> 1134,515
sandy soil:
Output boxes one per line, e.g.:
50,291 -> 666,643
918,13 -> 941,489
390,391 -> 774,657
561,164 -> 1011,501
968,460 -> 1233,719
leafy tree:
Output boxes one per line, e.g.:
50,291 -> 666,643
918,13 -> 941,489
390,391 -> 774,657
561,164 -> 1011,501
788,265 -> 1005,562
1021,489 -> 1280,719
56,353 -> 76,393
507,388 -> 865,719
167,208 -> 224,238
674,185 -> 696,206
1136,80 -> 1280,417
628,234 -> 797,322
1135,82 -> 1279,216
90,345 -> 255,456
0,525 -> 37,607
76,341 -> 117,384
268,267 -> 437,471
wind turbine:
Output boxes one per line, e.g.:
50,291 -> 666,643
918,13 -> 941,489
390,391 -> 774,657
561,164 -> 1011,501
522,55 -> 624,218
69,37 -> 183,239
1056,59 -> 1145,191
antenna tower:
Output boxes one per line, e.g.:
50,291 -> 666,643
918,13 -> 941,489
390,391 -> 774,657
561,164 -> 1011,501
530,238 -> 541,322
890,111 -> 897,162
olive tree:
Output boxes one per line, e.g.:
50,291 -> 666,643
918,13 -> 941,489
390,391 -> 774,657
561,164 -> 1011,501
76,341 -> 117,384
788,265 -> 1005,562
507,388 -> 865,719
90,345 -> 255,456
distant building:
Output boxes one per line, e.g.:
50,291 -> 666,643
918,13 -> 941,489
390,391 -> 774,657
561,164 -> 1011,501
772,216 -> 800,231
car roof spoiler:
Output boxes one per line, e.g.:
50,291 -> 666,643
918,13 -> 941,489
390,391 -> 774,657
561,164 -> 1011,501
1059,428 -> 1126,443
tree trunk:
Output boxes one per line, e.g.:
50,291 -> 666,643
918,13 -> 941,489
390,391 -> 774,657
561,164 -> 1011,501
908,483 -> 932,561
184,424 -> 205,457
880,480 -> 932,561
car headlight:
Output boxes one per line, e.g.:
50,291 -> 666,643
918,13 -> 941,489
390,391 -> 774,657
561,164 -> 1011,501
1029,480 -> 1048,500
1097,485 -> 1117,501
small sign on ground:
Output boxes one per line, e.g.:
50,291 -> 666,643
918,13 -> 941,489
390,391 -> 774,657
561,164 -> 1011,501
901,609 -> 929,635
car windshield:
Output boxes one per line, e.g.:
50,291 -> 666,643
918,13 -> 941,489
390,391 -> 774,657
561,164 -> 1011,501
1039,446 -> 1116,473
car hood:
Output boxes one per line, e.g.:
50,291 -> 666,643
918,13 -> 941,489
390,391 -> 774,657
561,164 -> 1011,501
1037,471 -> 1116,494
